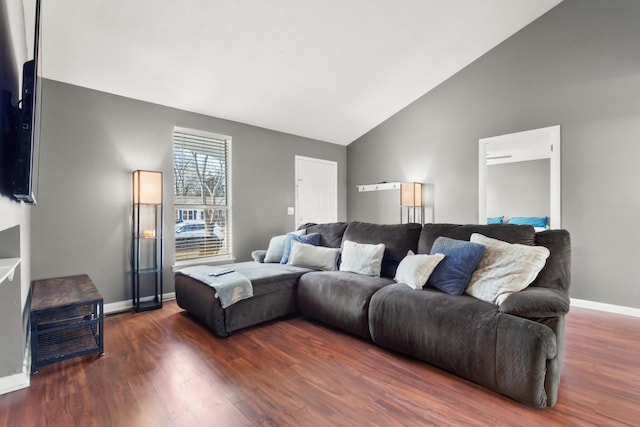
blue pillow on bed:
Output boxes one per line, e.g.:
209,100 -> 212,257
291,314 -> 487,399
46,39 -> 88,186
281,233 -> 321,264
426,237 -> 486,295
487,216 -> 504,224
507,216 -> 548,228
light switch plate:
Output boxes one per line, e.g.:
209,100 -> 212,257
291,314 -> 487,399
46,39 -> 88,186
287,207 -> 295,215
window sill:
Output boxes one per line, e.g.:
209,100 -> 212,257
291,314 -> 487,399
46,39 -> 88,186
172,255 -> 236,272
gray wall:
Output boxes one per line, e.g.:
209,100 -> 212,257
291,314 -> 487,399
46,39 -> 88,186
347,0 -> 640,309
487,159 -> 550,220
31,80 -> 346,304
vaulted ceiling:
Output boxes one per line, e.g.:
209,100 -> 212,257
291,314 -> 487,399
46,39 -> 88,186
32,0 -> 562,145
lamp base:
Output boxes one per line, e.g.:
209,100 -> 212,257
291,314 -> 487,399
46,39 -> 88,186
400,206 -> 423,224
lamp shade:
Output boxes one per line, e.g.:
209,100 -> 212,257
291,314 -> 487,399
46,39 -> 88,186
133,170 -> 163,204
400,182 -> 423,207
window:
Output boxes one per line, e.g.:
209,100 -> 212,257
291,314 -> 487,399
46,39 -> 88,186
173,127 -> 232,262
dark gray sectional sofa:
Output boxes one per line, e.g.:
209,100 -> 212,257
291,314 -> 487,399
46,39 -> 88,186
175,221 -> 571,408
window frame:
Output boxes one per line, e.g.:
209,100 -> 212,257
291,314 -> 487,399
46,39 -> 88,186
172,126 -> 233,266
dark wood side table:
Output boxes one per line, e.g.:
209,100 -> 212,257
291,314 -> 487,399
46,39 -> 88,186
30,274 -> 104,374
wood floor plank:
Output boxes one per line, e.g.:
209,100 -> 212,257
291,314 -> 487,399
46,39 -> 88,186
1,301 -> 639,426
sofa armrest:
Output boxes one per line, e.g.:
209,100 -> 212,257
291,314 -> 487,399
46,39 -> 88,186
499,287 -> 570,318
251,250 -> 267,263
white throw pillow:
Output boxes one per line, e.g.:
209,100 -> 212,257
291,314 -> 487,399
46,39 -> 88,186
339,240 -> 385,277
466,233 -> 550,305
288,240 -> 340,271
263,229 -> 306,263
395,250 -> 445,290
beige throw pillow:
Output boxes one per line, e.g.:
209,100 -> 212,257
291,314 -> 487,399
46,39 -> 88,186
288,240 -> 340,271
466,233 -> 550,305
339,240 -> 385,277
394,250 -> 445,290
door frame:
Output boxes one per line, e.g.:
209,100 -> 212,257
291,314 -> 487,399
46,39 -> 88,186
478,125 -> 561,229
294,155 -> 338,227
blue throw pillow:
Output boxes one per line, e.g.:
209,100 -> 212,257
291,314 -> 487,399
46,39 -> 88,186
487,216 -> 504,224
281,233 -> 321,264
507,216 -> 548,228
426,237 -> 486,295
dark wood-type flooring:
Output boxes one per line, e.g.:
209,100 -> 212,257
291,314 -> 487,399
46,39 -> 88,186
1,301 -> 639,426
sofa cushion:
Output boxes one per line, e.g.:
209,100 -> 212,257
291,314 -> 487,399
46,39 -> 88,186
288,240 -> 340,271
394,251 -> 444,290
370,283 -> 559,408
251,249 -> 266,263
175,261 -> 313,337
298,271 -> 394,338
342,222 -> 422,279
339,240 -> 385,277
280,232 -> 320,264
498,287 -> 570,318
466,233 -> 550,305
530,229 -> 571,292
369,284 -> 502,390
418,223 -> 536,254
299,222 -> 349,248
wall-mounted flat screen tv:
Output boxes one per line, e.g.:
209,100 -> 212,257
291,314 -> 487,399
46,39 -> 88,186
13,0 -> 42,204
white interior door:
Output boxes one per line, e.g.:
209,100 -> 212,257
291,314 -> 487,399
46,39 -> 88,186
295,156 -> 337,227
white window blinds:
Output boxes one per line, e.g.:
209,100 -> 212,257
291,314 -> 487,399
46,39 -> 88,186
173,127 -> 232,261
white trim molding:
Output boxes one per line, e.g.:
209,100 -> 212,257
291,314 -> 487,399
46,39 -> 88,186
0,372 -> 29,396
104,292 -> 176,315
479,125 -> 561,229
571,298 -> 640,318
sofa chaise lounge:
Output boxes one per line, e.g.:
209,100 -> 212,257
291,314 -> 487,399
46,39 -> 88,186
175,221 -> 571,408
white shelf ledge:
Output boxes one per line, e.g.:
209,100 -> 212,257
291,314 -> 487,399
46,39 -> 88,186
0,258 -> 21,283
357,182 -> 401,192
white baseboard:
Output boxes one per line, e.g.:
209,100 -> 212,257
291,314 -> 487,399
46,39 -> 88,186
571,298 -> 640,318
104,292 -> 176,315
0,372 -> 29,395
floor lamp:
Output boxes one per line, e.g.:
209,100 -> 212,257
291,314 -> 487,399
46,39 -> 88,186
132,170 -> 163,312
